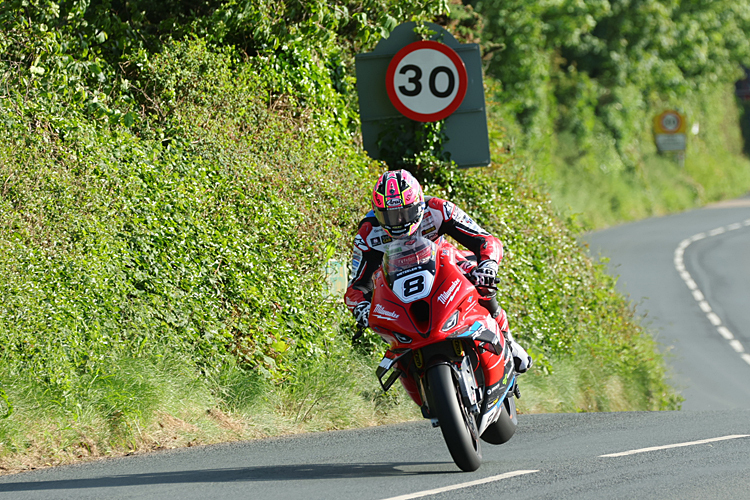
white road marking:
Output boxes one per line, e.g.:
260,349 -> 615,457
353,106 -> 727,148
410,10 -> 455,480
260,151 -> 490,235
718,327 -> 734,340
706,312 -> 722,326
600,435 -> 750,458
730,340 -> 745,353
380,470 -> 539,500
674,221 -> 750,369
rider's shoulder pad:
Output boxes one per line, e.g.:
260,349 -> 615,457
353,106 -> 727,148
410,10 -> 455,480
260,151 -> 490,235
427,197 -> 455,222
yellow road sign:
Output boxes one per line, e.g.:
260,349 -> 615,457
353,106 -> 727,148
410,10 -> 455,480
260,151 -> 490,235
654,110 -> 687,151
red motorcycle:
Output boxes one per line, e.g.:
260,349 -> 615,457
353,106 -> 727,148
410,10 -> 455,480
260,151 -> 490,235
368,234 -> 519,472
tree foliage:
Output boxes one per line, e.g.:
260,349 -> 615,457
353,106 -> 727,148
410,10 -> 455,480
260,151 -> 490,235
472,0 -> 750,141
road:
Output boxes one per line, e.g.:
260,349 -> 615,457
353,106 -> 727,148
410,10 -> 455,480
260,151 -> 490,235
2,198 -> 749,498
0,411 -> 749,499
586,196 -> 750,409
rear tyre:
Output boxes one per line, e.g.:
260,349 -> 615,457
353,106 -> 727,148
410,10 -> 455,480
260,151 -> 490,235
427,364 -> 482,472
480,396 -> 517,445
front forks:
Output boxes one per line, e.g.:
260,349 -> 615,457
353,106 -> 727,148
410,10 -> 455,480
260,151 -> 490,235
456,356 -> 481,415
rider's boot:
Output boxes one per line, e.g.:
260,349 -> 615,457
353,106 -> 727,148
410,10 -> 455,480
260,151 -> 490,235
479,294 -> 533,374
505,328 -> 532,373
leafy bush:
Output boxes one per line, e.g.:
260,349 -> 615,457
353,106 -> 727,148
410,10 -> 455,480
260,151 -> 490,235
0,0 -> 684,470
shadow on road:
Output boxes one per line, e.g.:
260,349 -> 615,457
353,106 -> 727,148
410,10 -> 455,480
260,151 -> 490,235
0,461 -> 458,492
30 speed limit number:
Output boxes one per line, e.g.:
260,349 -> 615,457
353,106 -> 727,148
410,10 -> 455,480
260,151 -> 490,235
660,112 -> 681,132
386,41 -> 468,122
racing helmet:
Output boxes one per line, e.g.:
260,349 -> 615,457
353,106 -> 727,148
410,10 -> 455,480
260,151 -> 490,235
372,170 -> 425,238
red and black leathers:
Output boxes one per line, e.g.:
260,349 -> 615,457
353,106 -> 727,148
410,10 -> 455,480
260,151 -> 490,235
345,196 -> 510,331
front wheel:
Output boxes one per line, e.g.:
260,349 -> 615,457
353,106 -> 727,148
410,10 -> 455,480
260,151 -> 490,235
427,364 -> 482,472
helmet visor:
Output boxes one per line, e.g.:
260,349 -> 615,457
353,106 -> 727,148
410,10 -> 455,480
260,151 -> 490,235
374,203 -> 422,231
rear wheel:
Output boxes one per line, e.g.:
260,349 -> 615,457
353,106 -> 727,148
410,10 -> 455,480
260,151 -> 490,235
427,364 -> 482,472
480,396 -> 517,445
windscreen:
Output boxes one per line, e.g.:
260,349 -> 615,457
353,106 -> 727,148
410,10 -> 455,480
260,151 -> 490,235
382,235 -> 439,282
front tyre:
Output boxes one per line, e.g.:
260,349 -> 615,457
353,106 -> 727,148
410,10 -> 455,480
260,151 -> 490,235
427,364 -> 482,472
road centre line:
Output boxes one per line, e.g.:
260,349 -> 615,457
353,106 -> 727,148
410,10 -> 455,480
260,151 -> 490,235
600,435 -> 750,458
673,219 -> 750,367
380,470 -> 539,500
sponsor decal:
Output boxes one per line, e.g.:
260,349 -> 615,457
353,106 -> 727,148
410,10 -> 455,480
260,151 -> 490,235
437,278 -> 462,305
381,234 -> 393,244
373,303 -> 400,320
345,297 -> 360,307
369,236 -> 381,247
454,207 -> 486,234
421,225 -> 437,236
502,372 -> 509,385
350,248 -> 362,276
442,201 -> 455,220
354,234 -> 368,251
386,197 -> 402,207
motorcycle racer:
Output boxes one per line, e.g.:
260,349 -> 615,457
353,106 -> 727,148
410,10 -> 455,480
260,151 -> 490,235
345,169 -> 532,374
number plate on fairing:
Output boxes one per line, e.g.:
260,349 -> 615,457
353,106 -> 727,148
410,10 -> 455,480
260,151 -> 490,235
392,268 -> 434,303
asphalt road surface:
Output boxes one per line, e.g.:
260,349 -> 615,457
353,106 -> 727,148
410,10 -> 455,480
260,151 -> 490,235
2,198 -> 749,498
0,411 -> 748,499
587,196 -> 750,409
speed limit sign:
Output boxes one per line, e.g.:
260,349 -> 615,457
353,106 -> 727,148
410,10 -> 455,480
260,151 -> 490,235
660,112 -> 681,132
653,109 -> 687,152
385,41 -> 468,122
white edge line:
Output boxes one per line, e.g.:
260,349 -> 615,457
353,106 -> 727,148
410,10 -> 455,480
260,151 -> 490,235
706,312 -> 722,326
718,326 -> 734,340
729,340 -> 745,353
676,221 -> 750,367
600,435 -> 750,458
380,470 -> 539,500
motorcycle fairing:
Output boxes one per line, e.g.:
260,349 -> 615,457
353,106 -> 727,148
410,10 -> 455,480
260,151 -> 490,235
477,360 -> 516,436
370,245 -> 483,343
370,235 -> 515,435
449,321 -> 504,355
375,348 -> 410,392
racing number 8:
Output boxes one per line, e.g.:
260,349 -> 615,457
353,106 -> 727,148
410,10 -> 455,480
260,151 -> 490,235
398,65 -> 455,98
403,275 -> 425,297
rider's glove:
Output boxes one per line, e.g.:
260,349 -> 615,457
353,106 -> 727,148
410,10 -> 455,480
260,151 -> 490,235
353,301 -> 371,328
472,259 -> 499,287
